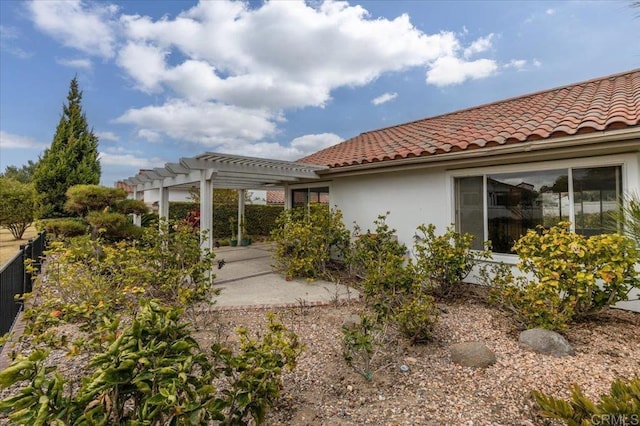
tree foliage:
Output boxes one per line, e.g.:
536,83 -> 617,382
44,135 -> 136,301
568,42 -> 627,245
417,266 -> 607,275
0,177 -> 36,239
1,160 -> 38,184
32,77 -> 101,219
64,184 -> 147,240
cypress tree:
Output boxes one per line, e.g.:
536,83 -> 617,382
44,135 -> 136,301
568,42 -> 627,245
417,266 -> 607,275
33,77 -> 101,218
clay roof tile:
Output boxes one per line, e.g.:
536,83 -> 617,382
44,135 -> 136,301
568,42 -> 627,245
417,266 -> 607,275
299,69 -> 640,168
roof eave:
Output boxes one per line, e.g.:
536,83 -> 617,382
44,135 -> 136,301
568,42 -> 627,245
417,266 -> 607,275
316,127 -> 640,178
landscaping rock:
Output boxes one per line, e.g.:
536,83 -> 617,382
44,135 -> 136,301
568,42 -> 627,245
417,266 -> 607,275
519,328 -> 574,357
449,341 -> 496,368
342,314 -> 361,329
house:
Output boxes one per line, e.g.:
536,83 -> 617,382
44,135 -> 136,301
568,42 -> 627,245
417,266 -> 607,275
122,69 -> 639,310
291,69 -> 639,268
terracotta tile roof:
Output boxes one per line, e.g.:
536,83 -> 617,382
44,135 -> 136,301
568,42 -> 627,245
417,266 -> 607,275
266,190 -> 285,205
299,70 -> 640,168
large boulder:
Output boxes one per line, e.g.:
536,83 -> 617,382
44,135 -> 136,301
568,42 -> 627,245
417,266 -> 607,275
449,342 -> 496,368
519,328 -> 574,357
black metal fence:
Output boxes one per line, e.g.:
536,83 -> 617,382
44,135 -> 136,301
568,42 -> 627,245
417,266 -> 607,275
0,231 -> 47,335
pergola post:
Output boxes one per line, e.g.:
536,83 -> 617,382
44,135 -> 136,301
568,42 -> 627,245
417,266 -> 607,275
132,187 -> 142,226
283,184 -> 290,210
199,170 -> 213,252
237,189 -> 245,243
158,187 -> 169,229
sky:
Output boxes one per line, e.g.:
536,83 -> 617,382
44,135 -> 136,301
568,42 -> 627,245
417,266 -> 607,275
1,0 -> 639,186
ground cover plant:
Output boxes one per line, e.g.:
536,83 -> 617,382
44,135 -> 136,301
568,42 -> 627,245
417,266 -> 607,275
0,220 -> 304,424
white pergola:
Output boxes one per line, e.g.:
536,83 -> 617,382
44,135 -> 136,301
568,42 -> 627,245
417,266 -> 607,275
123,152 -> 328,251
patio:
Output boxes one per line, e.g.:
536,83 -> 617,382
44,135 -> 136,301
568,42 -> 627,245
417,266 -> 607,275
211,243 -> 359,309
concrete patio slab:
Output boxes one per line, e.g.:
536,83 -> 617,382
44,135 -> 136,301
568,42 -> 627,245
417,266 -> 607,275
211,244 -> 360,309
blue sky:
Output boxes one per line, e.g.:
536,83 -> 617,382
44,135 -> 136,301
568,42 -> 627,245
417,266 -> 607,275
1,0 -> 638,186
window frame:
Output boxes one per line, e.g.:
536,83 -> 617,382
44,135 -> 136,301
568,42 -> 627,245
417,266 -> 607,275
446,154 -> 631,261
286,181 -> 332,210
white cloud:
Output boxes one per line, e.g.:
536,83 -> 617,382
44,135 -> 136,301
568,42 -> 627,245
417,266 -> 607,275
426,56 -> 498,86
99,148 -> 164,169
56,57 -> 92,69
95,131 -> 119,141
28,0 -> 118,58
0,130 -> 46,149
219,133 -> 343,161
116,1 -> 472,109
533,59 -> 542,68
546,8 -> 556,15
137,129 -> 161,142
372,92 -> 398,106
27,0 -> 509,151
505,59 -> 527,70
115,99 -> 277,146
463,34 -> 494,58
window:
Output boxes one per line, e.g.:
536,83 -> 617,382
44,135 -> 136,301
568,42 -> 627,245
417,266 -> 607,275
291,187 -> 330,209
455,166 -> 622,253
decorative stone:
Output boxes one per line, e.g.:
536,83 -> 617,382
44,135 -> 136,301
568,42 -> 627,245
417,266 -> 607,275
519,328 -> 574,357
449,342 -> 496,368
342,314 -> 362,329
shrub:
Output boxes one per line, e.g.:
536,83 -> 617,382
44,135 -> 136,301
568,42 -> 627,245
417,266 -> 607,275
342,313 -> 382,381
169,203 -> 283,237
0,303 -> 304,425
22,220 -> 215,337
393,289 -> 439,344
413,224 -> 491,298
39,217 -> 88,239
212,312 -> 305,424
348,213 -> 413,319
271,204 -> 349,279
485,222 -> 640,330
532,376 -> 640,424
0,177 -> 36,239
347,214 -> 440,345
64,185 -> 127,216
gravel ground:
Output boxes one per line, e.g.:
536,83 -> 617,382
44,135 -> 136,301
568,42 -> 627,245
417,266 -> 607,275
2,293 -> 639,425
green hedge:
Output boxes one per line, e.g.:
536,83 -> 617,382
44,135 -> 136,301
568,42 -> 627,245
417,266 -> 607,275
169,202 -> 283,237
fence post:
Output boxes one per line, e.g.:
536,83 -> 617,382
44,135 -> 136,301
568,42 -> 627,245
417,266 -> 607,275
23,241 -> 32,294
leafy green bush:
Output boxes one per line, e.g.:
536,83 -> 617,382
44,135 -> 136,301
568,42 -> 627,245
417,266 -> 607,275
348,213 -> 413,319
22,220 -> 215,337
347,214 -> 440,345
393,289 -> 439,344
64,185 -> 127,216
271,204 -> 349,279
212,312 -> 305,424
484,222 -> 640,330
39,217 -> 88,239
170,203 -> 283,237
342,313 -> 382,381
413,224 -> 491,298
0,177 -> 36,239
533,376 -> 640,424
0,303 -> 304,425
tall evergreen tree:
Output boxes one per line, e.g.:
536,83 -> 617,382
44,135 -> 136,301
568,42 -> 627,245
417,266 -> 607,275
32,77 -> 101,218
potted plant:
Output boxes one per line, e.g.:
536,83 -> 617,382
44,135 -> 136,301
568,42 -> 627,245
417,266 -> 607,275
229,217 -> 238,246
239,215 -> 251,246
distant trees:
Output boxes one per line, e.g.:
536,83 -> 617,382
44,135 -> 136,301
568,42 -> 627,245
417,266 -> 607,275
0,177 -> 36,239
0,160 -> 37,184
32,77 -> 101,218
